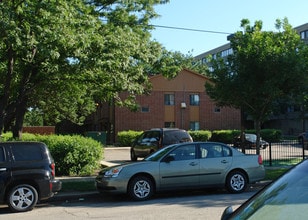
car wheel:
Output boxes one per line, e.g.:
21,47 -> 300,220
130,149 -> 137,161
7,184 -> 38,212
226,171 -> 247,193
128,176 -> 154,201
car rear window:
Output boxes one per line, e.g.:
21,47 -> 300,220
12,144 -> 44,161
164,130 -> 192,145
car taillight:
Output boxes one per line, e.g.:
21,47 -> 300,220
50,163 -> 55,177
258,155 -> 263,165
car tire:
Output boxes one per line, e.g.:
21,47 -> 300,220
7,184 -> 38,212
130,149 -> 137,161
226,170 -> 247,193
128,176 -> 154,201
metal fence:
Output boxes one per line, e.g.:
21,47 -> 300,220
243,140 -> 307,167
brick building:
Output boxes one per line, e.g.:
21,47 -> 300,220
85,69 -> 241,143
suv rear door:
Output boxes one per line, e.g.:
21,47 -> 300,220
133,130 -> 161,157
0,145 -> 11,202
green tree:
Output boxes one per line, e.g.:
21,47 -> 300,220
205,18 -> 308,154
149,48 -> 209,78
0,0 -> 171,138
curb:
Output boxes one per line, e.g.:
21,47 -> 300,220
49,191 -> 100,202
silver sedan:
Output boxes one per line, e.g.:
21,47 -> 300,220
96,142 -> 265,200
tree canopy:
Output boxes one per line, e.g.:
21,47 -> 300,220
1,0 -> 199,138
205,18 -> 308,154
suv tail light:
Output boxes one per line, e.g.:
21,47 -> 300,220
258,155 -> 263,165
50,163 -> 55,177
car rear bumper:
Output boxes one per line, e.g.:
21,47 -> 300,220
52,179 -> 62,192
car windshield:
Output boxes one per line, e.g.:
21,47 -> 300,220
231,160 -> 308,219
144,145 -> 175,161
246,134 -> 256,142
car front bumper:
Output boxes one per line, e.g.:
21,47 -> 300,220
95,175 -> 127,194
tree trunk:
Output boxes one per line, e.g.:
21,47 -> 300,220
12,97 -> 28,139
0,47 -> 14,135
255,119 -> 262,155
240,108 -> 246,153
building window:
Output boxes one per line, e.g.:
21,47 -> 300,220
164,94 -> 175,105
214,107 -> 221,113
190,94 -> 200,106
300,30 -> 308,39
141,106 -> 149,112
164,122 -> 175,128
190,122 -> 200,130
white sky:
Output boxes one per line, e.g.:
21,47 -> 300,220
150,0 -> 308,56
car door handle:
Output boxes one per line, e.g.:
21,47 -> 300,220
221,160 -> 228,164
0,168 -> 6,171
189,162 -> 198,166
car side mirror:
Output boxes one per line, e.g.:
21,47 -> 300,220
163,155 -> 175,163
221,206 -> 233,220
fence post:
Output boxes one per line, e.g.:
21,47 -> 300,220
302,141 -> 305,160
269,142 -> 272,166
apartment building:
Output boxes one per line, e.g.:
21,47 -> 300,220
193,23 -> 308,135
84,69 -> 241,143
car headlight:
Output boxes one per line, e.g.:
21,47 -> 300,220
104,167 -> 123,178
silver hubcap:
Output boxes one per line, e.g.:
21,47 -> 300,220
134,180 -> 151,198
10,187 -> 34,210
230,174 -> 245,191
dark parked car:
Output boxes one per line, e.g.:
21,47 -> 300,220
130,128 -> 193,161
97,142 -> 265,201
0,142 -> 61,212
233,133 -> 268,149
298,131 -> 308,144
221,159 -> 308,220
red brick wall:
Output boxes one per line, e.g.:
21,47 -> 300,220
112,69 -> 241,140
22,126 -> 55,135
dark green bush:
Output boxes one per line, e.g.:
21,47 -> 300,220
117,130 -> 142,146
210,130 -> 240,144
246,129 -> 282,142
188,130 -> 211,141
210,129 -> 282,143
2,132 -> 103,176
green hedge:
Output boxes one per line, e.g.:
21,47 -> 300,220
188,130 -> 212,141
117,130 -> 142,146
210,129 -> 282,143
1,133 -> 103,176
210,130 -> 240,144
116,129 -> 282,146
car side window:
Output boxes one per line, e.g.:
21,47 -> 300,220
12,145 -> 43,161
168,145 -> 196,161
200,144 -> 231,158
139,131 -> 160,144
0,147 -> 5,162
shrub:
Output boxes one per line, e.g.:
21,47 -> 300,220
117,130 -> 142,146
2,132 -> 103,176
188,130 -> 211,141
246,129 -> 282,142
210,130 -> 239,144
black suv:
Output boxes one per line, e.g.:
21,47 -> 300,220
130,128 -> 193,161
0,141 -> 62,212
